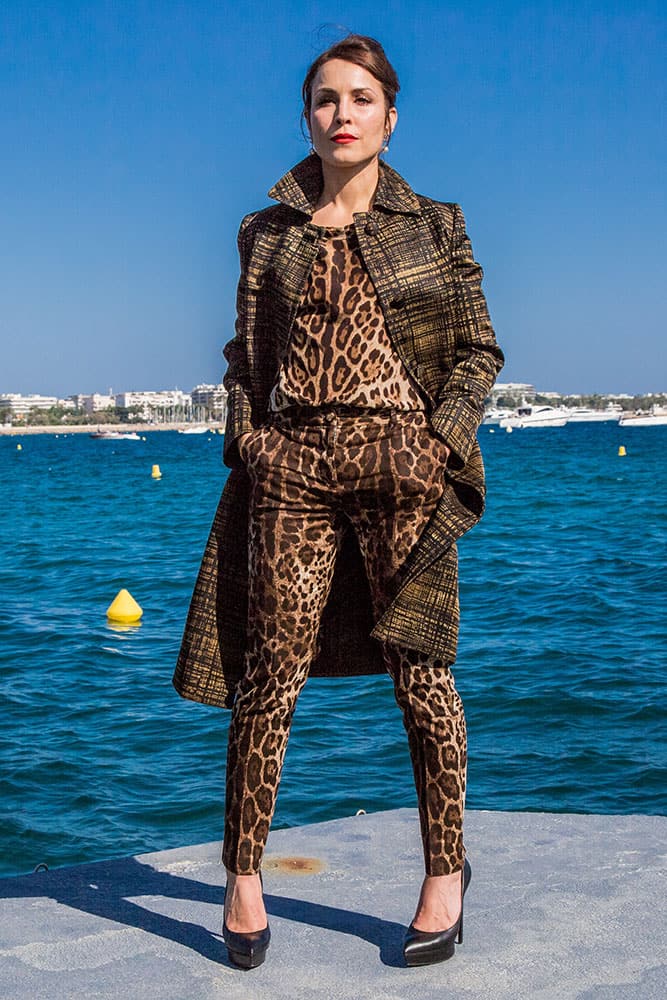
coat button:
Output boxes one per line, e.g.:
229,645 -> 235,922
389,297 -> 405,309
365,220 -> 379,236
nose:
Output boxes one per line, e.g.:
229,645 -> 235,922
335,99 -> 353,124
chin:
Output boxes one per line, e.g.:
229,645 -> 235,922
319,146 -> 376,168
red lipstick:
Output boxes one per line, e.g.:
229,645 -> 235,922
332,134 -> 357,143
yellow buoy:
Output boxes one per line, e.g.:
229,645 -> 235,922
106,589 -> 143,624
618,445 -> 627,457
16,443 -> 22,451
151,464 -> 162,479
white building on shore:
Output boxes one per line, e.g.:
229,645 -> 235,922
0,393 -> 75,417
486,382 -> 536,405
69,393 -> 116,414
113,389 -> 192,422
191,383 -> 228,421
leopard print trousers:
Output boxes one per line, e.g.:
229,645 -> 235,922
222,408 -> 467,876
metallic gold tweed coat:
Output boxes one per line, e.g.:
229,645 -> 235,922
173,154 -> 504,709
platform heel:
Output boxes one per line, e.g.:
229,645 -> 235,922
403,857 -> 471,967
223,871 -> 270,970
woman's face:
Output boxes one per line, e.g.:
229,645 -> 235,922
306,58 -> 397,169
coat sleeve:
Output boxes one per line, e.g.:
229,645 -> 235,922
222,213 -> 258,469
430,204 -> 504,470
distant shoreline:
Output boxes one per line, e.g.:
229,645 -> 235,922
0,422 -> 225,437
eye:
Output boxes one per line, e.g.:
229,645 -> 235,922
355,95 -> 371,104
315,96 -> 334,107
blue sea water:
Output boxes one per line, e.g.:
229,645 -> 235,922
1,423 -> 665,878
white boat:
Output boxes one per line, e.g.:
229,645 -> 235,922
499,404 -> 569,429
565,405 -> 623,422
178,425 -> 210,435
90,430 -> 141,440
483,407 -> 514,424
618,406 -> 667,427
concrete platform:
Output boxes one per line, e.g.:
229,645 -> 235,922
1,808 -> 665,999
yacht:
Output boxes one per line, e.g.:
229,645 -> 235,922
90,430 -> 141,441
483,407 -> 514,424
499,404 -> 569,429
618,406 -> 667,427
565,404 -> 623,422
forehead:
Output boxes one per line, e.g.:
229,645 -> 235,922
312,58 -> 381,93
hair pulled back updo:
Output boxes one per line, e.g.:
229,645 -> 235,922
301,34 -> 400,124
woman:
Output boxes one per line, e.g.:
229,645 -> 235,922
173,34 -> 503,969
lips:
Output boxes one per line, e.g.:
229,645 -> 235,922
332,134 -> 357,143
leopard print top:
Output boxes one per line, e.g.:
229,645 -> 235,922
269,224 -> 426,412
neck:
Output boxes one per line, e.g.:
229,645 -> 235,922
315,157 -> 381,217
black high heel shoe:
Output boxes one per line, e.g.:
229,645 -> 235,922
403,858 -> 472,967
223,871 -> 270,970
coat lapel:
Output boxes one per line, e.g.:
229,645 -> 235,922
251,221 -> 320,359
267,152 -> 423,217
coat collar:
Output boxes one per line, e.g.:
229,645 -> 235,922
267,153 -> 422,217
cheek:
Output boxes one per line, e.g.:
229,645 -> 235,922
362,107 -> 388,135
311,109 -> 333,133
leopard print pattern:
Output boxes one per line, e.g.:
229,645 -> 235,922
383,643 -> 466,875
269,225 -> 426,412
222,409 -> 465,876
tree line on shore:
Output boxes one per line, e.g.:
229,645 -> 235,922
491,392 -> 666,412
0,404 -> 221,427
2,393 -> 665,427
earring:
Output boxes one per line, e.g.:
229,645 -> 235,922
381,133 -> 390,154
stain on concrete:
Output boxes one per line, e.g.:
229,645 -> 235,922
263,856 -> 326,875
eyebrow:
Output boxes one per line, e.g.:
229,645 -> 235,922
314,86 -> 377,97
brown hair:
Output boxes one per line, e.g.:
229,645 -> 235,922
301,34 -> 400,122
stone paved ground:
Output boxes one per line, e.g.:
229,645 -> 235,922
1,808 -> 665,999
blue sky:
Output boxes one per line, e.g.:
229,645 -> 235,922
1,0 -> 665,396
